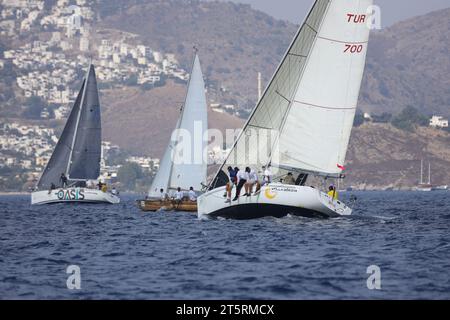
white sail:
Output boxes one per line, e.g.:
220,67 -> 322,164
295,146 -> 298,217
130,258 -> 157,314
148,53 -> 208,197
277,0 -> 372,175
147,119 -> 180,198
212,0 -> 372,185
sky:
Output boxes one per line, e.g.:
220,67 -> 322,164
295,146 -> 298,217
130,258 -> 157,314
229,0 -> 450,27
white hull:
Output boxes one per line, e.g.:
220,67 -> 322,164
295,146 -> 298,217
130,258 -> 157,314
197,184 -> 352,220
415,186 -> 433,192
31,188 -> 120,205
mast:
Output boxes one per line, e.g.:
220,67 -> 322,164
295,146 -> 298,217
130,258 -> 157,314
66,64 -> 91,179
257,72 -> 262,101
420,160 -> 423,184
428,162 -> 431,185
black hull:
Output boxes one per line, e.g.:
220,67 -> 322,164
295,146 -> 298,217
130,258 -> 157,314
208,203 -> 330,220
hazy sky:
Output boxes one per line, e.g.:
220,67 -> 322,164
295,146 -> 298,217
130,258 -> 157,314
229,0 -> 450,27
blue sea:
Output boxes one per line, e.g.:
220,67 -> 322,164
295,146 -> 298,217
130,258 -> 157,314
0,191 -> 449,300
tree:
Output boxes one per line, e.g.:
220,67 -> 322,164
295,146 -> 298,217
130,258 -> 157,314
22,96 -> 47,119
372,112 -> 392,123
353,112 -> 365,127
117,162 -> 143,190
391,106 -> 428,131
125,74 -> 138,86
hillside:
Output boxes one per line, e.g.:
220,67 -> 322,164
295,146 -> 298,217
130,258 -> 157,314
359,8 -> 450,116
2,1 -> 450,190
97,0 -> 296,109
98,1 -> 450,118
71,2 -> 450,187
101,80 -> 244,156
346,123 -> 450,189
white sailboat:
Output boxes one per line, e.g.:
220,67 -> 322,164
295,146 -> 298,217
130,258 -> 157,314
198,0 -> 373,219
137,51 -> 208,212
416,160 -> 432,192
31,64 -> 120,205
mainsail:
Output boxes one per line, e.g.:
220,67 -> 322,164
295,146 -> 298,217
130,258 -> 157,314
37,64 -> 101,189
148,53 -> 208,197
68,65 -> 102,180
211,0 -> 372,187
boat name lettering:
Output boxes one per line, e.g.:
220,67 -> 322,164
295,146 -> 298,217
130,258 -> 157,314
272,187 -> 297,193
57,189 -> 85,201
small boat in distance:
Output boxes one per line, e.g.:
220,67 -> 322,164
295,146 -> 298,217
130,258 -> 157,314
416,160 -> 432,192
137,51 -> 208,212
31,64 -> 120,205
198,0 -> 373,219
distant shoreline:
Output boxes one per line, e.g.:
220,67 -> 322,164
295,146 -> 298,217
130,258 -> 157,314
0,192 -> 29,196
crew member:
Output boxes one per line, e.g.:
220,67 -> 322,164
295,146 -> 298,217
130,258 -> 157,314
244,167 -> 260,196
327,185 -> 339,200
174,187 -> 184,203
233,167 -> 249,201
225,166 -> 237,203
188,187 -> 197,202
283,172 -> 296,185
60,173 -> 68,188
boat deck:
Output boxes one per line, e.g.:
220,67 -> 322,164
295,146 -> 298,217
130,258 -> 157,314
137,199 -> 198,212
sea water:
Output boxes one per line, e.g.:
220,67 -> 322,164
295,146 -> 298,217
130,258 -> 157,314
0,192 -> 449,299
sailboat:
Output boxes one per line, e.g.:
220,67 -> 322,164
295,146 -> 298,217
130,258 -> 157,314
31,64 -> 120,205
198,0 -> 373,219
416,160 -> 432,192
137,51 -> 208,212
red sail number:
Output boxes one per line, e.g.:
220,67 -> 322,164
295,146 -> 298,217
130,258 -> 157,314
344,44 -> 364,53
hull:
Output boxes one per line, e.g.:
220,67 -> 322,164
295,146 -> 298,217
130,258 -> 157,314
197,184 -> 352,220
137,199 -> 198,212
31,188 -> 120,205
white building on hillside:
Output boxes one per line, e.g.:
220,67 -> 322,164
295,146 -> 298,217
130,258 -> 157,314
430,116 -> 449,128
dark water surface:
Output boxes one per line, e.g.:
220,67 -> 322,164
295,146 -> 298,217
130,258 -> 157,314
1,192 -> 449,299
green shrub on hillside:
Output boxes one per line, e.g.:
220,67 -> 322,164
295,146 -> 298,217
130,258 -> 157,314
391,106 -> 428,131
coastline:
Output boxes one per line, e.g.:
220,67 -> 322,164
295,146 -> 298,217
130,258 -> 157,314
0,192 -> 30,196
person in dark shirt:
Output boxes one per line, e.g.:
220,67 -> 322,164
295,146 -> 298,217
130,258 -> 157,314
60,173 -> 68,188
224,166 -> 237,203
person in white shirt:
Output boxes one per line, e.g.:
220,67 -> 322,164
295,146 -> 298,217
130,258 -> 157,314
245,168 -> 261,196
262,165 -> 273,185
233,167 -> 249,201
174,187 -> 184,203
159,188 -> 168,201
188,186 -> 197,202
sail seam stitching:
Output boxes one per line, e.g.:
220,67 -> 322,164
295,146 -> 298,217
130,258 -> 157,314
317,36 -> 369,44
287,53 -> 308,58
294,100 -> 356,110
275,90 -> 291,103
